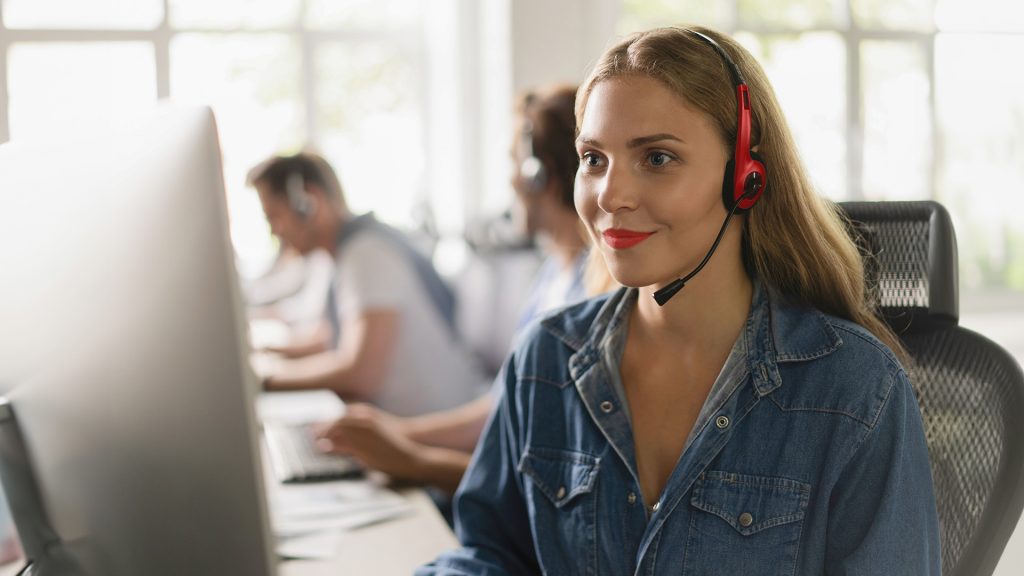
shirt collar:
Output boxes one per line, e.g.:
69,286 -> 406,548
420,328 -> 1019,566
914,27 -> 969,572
542,278 -> 843,396
333,212 -> 376,250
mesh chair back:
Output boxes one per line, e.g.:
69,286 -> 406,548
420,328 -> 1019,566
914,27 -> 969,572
841,200 -> 1024,576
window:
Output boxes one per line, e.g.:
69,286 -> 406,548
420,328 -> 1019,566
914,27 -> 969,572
618,0 -> 1024,355
0,0 -> 448,278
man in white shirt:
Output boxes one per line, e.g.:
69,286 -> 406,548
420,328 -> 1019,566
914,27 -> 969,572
249,153 -> 485,417
315,85 -> 608,495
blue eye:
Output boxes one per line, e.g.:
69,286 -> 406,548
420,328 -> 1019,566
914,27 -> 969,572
580,152 -> 605,168
648,152 -> 671,167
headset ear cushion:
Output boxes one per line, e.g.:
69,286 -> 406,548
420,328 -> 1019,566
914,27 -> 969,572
518,119 -> 548,195
721,159 -> 738,211
722,152 -> 768,213
533,164 -> 548,193
520,156 -> 547,194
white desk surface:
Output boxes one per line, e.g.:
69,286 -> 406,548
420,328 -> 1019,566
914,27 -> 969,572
0,487 -> 457,576
279,487 -> 456,575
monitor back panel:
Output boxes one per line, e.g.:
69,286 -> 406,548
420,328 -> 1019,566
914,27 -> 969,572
0,106 -> 275,576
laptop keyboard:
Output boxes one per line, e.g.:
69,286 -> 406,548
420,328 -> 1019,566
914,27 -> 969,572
263,422 -> 362,483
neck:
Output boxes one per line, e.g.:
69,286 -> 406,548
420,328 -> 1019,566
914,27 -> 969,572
319,209 -> 351,256
634,246 -> 752,348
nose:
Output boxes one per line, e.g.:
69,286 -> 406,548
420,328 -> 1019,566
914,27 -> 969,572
595,163 -> 639,214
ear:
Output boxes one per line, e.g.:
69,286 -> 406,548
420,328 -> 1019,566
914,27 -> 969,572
304,183 -> 331,215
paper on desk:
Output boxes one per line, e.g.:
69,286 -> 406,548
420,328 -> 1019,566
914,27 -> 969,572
267,479 -> 414,540
269,480 -> 408,519
274,502 -> 413,538
276,529 -> 346,560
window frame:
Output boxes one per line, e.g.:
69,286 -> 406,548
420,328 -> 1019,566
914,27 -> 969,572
617,0 -> 1024,317
0,0 -> 446,231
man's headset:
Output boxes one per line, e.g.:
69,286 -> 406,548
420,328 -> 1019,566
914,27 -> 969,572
653,30 -> 768,306
285,171 -> 314,220
518,120 -> 548,194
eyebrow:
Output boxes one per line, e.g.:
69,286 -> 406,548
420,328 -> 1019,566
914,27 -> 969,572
576,133 -> 686,148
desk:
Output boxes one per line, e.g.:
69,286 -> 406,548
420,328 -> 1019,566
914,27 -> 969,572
0,487 -> 456,576
280,488 -> 456,575
258,390 -> 458,573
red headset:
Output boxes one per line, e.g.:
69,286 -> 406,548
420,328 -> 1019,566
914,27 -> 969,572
689,30 -> 767,213
652,31 -> 768,306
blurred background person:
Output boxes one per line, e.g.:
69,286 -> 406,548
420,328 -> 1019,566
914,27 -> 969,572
250,152 -> 486,417
316,84 -> 615,496
244,238 -> 336,359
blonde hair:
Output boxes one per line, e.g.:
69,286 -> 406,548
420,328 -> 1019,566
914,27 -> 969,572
577,26 -> 905,361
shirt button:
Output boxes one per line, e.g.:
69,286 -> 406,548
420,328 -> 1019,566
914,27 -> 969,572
715,415 -> 730,429
738,512 -> 753,527
627,492 -> 637,505
600,400 -> 615,413
556,486 -> 566,499
651,501 -> 661,513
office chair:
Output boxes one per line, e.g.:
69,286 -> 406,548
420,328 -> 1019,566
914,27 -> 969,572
840,200 -> 1024,576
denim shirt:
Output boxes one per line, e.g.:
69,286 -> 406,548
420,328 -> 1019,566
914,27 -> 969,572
418,282 -> 941,576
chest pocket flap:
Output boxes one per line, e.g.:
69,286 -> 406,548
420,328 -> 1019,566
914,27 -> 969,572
519,447 -> 599,508
690,471 -> 810,536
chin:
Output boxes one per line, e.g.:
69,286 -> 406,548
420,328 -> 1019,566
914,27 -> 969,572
293,241 -> 317,256
604,259 -> 675,291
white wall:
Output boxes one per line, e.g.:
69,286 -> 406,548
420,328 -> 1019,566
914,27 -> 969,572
471,0 -> 619,220
508,0 -> 619,95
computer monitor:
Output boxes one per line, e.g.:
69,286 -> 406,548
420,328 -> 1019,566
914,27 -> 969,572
0,106 -> 275,575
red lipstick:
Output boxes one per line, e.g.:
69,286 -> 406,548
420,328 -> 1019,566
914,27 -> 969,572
602,228 -> 654,249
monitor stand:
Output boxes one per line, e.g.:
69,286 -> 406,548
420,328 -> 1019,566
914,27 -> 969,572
0,398 -> 87,576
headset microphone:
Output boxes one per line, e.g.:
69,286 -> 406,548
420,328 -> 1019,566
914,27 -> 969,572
653,182 -> 760,305
653,30 -> 768,307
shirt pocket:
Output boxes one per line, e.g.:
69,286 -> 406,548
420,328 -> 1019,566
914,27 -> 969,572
683,471 -> 810,576
519,447 -> 600,576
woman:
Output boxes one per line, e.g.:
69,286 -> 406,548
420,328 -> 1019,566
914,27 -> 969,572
419,26 -> 939,575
